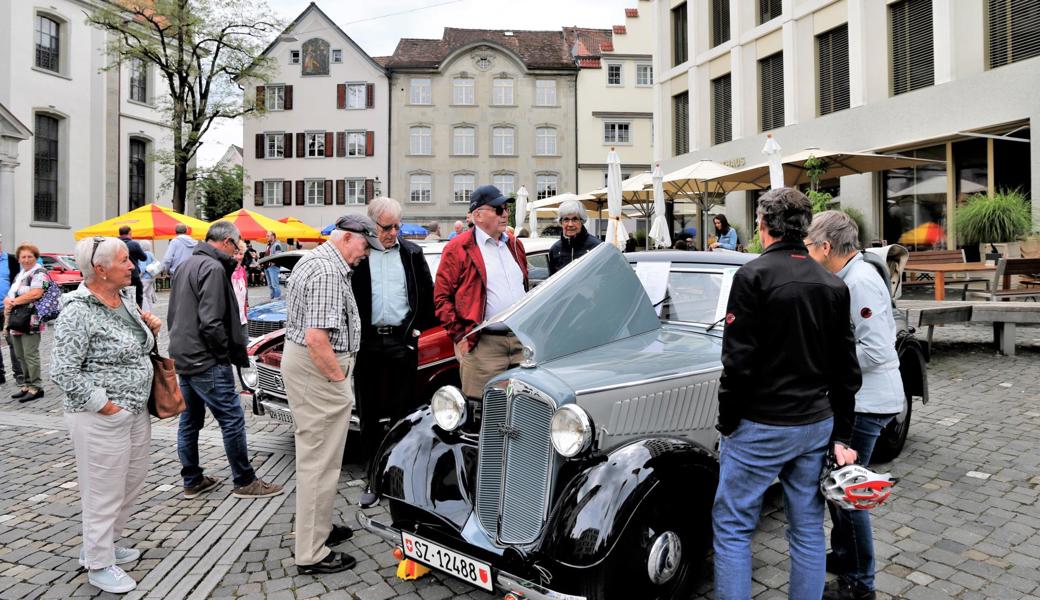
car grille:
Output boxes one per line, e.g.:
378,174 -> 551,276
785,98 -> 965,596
475,386 -> 556,544
248,319 -> 284,339
255,364 -> 287,398
606,379 -> 720,435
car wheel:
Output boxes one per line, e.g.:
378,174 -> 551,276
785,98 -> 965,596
872,396 -> 911,465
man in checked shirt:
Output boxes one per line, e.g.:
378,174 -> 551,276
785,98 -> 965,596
282,214 -> 383,574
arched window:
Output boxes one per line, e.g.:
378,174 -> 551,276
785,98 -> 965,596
35,14 -> 61,72
33,113 -> 62,222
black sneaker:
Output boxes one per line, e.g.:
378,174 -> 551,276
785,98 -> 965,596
325,524 -> 354,547
18,388 -> 44,403
11,388 -> 29,400
822,577 -> 876,600
297,550 -> 357,574
183,475 -> 222,499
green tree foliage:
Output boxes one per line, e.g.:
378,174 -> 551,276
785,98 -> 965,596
196,165 -> 244,220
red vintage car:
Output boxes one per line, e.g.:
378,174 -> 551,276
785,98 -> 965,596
40,253 -> 84,292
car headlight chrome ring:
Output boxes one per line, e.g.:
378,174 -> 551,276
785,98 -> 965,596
240,358 -> 259,390
550,404 -> 593,458
431,385 -> 467,431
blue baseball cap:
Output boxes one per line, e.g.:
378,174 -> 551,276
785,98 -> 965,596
469,185 -> 509,213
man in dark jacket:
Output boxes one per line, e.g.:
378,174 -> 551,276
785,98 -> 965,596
547,199 -> 601,276
711,188 -> 861,600
118,226 -> 148,307
168,221 -> 282,501
0,234 -> 23,385
352,197 -> 437,460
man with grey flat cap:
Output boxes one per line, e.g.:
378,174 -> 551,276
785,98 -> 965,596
434,184 -> 528,399
282,214 -> 383,575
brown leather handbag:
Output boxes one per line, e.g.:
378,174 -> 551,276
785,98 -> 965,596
147,341 -> 185,419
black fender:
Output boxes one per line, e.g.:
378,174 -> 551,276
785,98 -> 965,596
897,333 -> 929,404
540,437 -> 718,568
369,407 -> 477,531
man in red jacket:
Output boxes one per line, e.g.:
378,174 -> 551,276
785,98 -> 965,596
434,185 -> 528,399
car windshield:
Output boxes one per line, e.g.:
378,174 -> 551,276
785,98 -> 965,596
424,253 -> 441,275
59,256 -> 78,270
659,271 -> 726,324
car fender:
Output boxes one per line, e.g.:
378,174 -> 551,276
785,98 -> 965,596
540,437 -> 718,568
897,333 -> 929,404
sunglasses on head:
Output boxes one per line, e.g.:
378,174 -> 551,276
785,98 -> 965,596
89,236 -> 105,267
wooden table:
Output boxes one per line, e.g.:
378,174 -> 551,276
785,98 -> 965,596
904,262 -> 995,301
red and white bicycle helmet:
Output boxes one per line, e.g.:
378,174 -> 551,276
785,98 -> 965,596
820,463 -> 896,511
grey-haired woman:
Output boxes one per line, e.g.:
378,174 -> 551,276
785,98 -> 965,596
51,237 -> 161,595
547,199 -> 601,276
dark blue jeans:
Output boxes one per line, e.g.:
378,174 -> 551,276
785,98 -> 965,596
265,265 -> 281,299
712,417 -> 833,600
828,413 -> 895,591
177,363 -> 256,488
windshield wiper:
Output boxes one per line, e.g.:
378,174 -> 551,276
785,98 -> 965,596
706,316 -> 727,332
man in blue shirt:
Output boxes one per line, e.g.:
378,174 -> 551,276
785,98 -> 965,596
0,234 -> 23,385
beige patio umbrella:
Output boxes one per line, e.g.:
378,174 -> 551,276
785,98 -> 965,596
713,147 -> 945,188
661,159 -> 768,249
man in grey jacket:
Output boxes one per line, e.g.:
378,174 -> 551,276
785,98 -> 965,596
161,224 -> 198,276
168,221 -> 282,500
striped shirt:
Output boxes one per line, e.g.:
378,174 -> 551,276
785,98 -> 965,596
285,242 -> 360,353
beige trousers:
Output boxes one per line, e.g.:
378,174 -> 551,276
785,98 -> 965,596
457,333 -> 524,398
282,341 -> 355,566
66,408 -> 151,570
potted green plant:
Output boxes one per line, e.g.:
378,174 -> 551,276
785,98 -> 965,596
955,189 -> 1031,264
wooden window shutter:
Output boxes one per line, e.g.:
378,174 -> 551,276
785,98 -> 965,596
365,179 -> 375,203
324,180 -> 333,205
758,52 -> 784,132
889,0 -> 934,96
711,0 -> 730,47
817,25 -> 850,116
282,180 -> 291,206
336,179 -> 346,205
255,85 -> 265,109
284,85 -> 293,110
295,133 -> 305,158
711,75 -> 732,145
337,83 -> 346,109
283,132 -> 293,157
254,181 -> 264,206
672,92 -> 689,156
366,83 -> 375,108
336,132 -> 346,157
324,132 -> 334,157
365,131 -> 375,156
295,180 -> 305,206
987,0 -> 1040,69
255,133 -> 264,159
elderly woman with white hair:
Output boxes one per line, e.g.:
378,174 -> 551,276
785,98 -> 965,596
547,199 -> 601,276
51,237 -> 162,594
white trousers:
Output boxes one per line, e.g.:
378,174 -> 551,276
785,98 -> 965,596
66,409 -> 151,570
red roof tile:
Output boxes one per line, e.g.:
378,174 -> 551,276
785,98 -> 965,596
600,40 -> 614,52
371,56 -> 390,67
563,27 -> 613,69
613,25 -> 627,35
387,28 -> 576,70
625,8 -> 639,17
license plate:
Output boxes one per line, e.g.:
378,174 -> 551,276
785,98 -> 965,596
401,531 -> 493,591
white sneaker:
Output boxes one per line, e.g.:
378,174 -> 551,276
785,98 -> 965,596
79,546 -> 141,567
88,565 -> 137,594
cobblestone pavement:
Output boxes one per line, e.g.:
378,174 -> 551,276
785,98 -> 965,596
0,286 -> 1038,599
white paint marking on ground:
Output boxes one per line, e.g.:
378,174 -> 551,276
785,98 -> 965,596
999,383 -> 1013,388
0,514 -> 13,524
156,484 -> 175,492
59,481 -> 77,489
27,493 -> 49,502
42,429 -> 58,435
966,471 -> 991,480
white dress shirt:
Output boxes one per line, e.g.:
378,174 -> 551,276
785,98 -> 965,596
474,226 -> 525,319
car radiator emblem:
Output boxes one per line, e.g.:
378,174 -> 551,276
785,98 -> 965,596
496,423 -> 519,439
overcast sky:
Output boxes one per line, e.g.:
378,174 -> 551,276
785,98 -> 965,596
197,0 -> 636,166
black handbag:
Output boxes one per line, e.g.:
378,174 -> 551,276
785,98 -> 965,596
7,304 -> 34,334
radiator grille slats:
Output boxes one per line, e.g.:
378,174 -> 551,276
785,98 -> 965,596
607,380 -> 719,436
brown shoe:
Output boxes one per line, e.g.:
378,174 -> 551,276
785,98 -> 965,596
232,478 -> 283,499
183,475 -> 222,499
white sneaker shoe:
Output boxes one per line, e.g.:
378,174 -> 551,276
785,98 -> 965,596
88,565 -> 137,594
79,546 -> 141,567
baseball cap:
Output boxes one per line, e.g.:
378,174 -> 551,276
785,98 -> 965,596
468,184 -> 509,213
335,214 -> 384,251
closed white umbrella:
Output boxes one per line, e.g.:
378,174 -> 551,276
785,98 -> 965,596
763,134 -> 784,190
515,185 -> 529,236
605,148 -> 628,250
648,163 -> 670,249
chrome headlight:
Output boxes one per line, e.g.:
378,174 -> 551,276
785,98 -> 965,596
239,358 -> 258,390
550,404 -> 593,458
431,386 -> 467,431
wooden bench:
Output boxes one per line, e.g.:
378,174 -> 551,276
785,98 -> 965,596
967,258 -> 1040,302
905,249 -> 990,299
898,299 -> 1040,356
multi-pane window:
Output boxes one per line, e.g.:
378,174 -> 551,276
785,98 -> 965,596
35,15 -> 61,72
759,52 -> 784,132
636,64 -> 653,86
306,132 -> 325,157
889,0 -> 934,96
409,126 -> 432,155
346,83 -> 366,109
332,49 -> 343,63
289,50 -> 301,64
711,0 -> 730,47
453,127 -> 475,155
346,179 -> 365,205
535,80 -> 557,106
987,0 -> 1040,68
711,76 -> 732,145
129,139 -> 147,210
34,114 -> 60,223
759,0 -> 782,24
264,180 -> 283,206
265,133 -> 284,158
409,174 -> 432,203
306,180 -> 324,206
410,78 -> 432,104
453,174 -> 475,203
817,25 -> 850,116
346,131 -> 365,157
492,127 -> 515,155
536,174 -> 558,200
604,122 -> 631,144
671,3 -> 688,66
492,78 -> 514,105
673,92 -> 690,155
493,174 -> 515,197
535,127 -> 557,155
265,85 -> 284,111
607,64 -> 622,86
452,78 -> 475,105
129,59 -> 148,103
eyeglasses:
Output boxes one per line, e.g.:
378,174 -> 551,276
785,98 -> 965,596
89,237 -> 105,267
480,205 -> 507,216
376,222 -> 401,233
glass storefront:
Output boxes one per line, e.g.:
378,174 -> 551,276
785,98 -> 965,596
883,144 -> 948,250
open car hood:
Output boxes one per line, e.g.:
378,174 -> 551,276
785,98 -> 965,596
258,250 -> 307,270
468,244 -> 660,364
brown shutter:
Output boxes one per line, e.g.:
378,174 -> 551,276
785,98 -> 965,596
324,180 -> 333,205
283,132 -> 293,157
282,180 -> 291,206
336,179 -> 346,205
255,85 -> 265,109
337,83 -> 346,109
284,85 -> 293,110
324,132 -> 334,157
255,133 -> 264,159
365,131 -> 374,156
366,83 -> 375,108
254,181 -> 264,206
365,178 -> 375,203
295,133 -> 305,157
336,132 -> 346,157
296,180 -> 305,206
